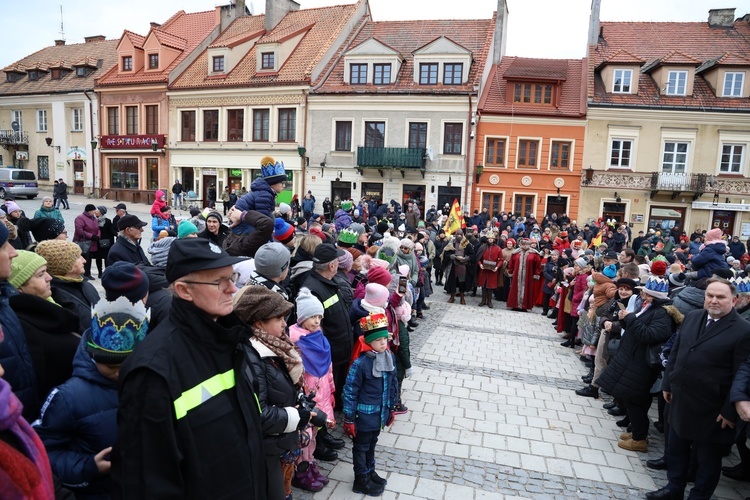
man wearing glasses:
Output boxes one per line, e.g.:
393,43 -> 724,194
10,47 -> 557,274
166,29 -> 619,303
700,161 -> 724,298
107,215 -> 151,267
113,238 -> 267,498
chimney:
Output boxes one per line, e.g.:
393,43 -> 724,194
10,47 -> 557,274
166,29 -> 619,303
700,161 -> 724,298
217,0 -> 247,32
150,22 -> 162,29
54,39 -> 65,46
265,0 -> 299,32
492,0 -> 508,65
707,8 -> 735,27
84,35 -> 105,43
587,0 -> 601,47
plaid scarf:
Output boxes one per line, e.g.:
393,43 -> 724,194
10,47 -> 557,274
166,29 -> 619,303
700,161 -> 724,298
252,327 -> 304,387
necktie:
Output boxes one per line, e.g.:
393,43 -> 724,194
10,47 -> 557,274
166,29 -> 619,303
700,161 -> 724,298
701,317 -> 716,337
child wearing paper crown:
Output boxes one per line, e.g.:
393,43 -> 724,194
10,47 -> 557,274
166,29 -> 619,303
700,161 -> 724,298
33,263 -> 150,499
231,156 -> 287,235
288,289 -> 335,492
343,312 -> 397,497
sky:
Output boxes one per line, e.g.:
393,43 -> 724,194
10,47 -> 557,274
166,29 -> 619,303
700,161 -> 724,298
2,0 -> 748,68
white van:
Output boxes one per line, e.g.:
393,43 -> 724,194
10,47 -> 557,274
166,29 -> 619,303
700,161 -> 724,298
0,167 -> 38,199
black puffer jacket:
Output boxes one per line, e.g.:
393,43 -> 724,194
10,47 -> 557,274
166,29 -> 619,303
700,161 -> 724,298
671,286 -> 705,316
139,265 -> 171,329
596,298 -> 681,401
302,271 -> 353,366
49,277 -> 100,333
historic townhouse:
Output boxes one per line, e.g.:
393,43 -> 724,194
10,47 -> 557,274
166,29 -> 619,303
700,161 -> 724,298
167,0 -> 368,206
581,6 -> 750,237
0,37 -> 118,195
474,56 -> 586,220
95,7 -> 229,203
304,4 -> 501,213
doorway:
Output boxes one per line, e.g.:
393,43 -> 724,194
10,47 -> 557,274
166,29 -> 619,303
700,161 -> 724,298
712,210 -> 735,236
331,181 -> 351,210
202,175 -> 217,208
361,182 -> 383,205
602,202 -> 627,225
546,195 -> 568,217
73,160 -> 84,194
403,184 -> 426,216
182,168 -> 195,194
438,186 -> 462,213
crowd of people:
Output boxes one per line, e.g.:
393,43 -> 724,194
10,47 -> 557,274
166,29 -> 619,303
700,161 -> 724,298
2,159 -> 750,499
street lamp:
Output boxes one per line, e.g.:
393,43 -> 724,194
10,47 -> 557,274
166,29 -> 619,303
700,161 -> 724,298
583,166 -> 594,185
475,164 -> 483,183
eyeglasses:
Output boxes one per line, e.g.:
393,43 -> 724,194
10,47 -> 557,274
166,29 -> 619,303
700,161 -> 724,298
180,272 -> 239,291
400,246 -> 411,252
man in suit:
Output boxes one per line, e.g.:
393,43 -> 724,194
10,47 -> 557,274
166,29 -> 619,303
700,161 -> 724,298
647,277 -> 750,500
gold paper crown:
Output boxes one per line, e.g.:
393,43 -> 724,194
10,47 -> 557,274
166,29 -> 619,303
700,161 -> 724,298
360,312 -> 388,332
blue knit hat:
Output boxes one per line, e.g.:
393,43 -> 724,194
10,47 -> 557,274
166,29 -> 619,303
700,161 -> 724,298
273,217 -> 295,244
102,262 -> 149,303
178,220 -> 198,239
85,297 -> 150,364
0,222 -> 8,246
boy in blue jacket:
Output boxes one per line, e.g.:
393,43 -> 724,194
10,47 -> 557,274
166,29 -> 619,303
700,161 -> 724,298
343,312 -> 397,496
231,156 -> 286,235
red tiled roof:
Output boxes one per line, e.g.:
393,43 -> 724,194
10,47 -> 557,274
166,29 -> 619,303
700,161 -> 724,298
602,49 -> 644,65
96,10 -> 216,87
315,17 -> 495,94
171,3 -> 362,90
588,19 -> 750,109
123,31 -> 146,49
0,38 -> 119,96
478,57 -> 586,118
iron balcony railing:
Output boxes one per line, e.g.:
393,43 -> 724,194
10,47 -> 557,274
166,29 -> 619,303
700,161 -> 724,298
650,172 -> 708,192
0,130 -> 29,145
356,146 -> 426,169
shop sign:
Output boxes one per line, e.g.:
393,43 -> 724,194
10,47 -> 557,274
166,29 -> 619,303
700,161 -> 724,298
692,201 -> 750,212
67,147 -> 86,160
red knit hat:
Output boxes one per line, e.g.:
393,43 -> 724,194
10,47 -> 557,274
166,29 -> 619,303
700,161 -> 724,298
367,265 -> 392,287
650,259 -> 668,276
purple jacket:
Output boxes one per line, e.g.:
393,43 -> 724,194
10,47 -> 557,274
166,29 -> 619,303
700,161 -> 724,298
74,212 -> 100,253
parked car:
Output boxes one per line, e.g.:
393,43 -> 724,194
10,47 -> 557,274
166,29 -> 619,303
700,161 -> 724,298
0,167 -> 38,199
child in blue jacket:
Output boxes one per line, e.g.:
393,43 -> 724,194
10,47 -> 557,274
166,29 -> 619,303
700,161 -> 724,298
231,156 -> 286,235
343,312 -> 397,496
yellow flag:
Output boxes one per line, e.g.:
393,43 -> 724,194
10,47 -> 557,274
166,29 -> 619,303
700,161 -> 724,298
591,232 -> 602,247
443,198 -> 463,235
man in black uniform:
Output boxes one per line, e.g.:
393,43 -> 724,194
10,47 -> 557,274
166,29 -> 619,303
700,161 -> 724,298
112,238 -> 266,498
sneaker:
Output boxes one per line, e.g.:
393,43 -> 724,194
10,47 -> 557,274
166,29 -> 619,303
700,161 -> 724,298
392,403 -> 409,415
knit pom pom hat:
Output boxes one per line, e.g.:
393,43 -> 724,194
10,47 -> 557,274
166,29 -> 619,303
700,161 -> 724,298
367,265 -> 392,287
650,259 -> 668,276
273,217 -> 295,244
364,283 -> 389,308
35,240 -> 81,277
295,288 -> 324,324
704,228 -> 723,244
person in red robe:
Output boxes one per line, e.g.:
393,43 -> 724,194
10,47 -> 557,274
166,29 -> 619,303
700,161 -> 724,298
476,232 -> 503,308
507,238 -> 542,312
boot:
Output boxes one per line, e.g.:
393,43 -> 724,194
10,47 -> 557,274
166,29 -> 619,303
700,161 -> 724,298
617,438 -> 648,452
478,290 -> 487,307
313,444 -> 338,462
722,462 -> 750,481
353,473 -> 385,496
309,461 -> 330,485
560,338 -> 575,347
460,293 -> 466,305
547,308 -> 558,318
318,429 -> 345,450
471,287 -> 477,297
369,470 -> 387,486
448,294 -> 455,303
575,385 -> 599,399
487,294 -> 494,309
292,463 -> 325,492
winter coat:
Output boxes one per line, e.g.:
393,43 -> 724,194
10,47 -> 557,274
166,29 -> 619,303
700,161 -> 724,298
333,270 -> 354,312
34,205 -> 64,221
288,325 -> 335,423
405,208 -> 420,230
433,237 -> 448,270
302,271 -> 354,367
74,212 -> 100,253
150,190 -> 168,219
441,238 -> 476,293
140,265 -> 171,330
148,236 -> 174,268
667,308 -> 750,444
729,240 -> 747,260
342,351 -> 398,432
199,224 -> 230,248
107,237 -> 151,267
151,215 -> 171,234
222,210 -> 274,258
0,282 -> 38,421
691,242 -> 727,279
9,293 -> 80,410
391,250 -> 418,287
112,298 -> 266,499
596,299 -> 681,402
670,286 -> 705,316
50,277 -> 100,334
542,260 -> 558,295
333,209 -> 352,233
591,272 -> 617,310
322,200 -> 333,217
94,217 -> 116,259
34,341 -> 119,498
232,178 -> 277,234
301,196 -> 316,215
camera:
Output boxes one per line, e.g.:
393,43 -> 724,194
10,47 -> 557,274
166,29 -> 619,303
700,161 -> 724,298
297,390 -> 317,412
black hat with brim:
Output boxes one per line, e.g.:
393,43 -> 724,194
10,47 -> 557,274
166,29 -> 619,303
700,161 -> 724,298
312,243 -> 345,264
166,238 -> 247,283
117,214 -> 148,231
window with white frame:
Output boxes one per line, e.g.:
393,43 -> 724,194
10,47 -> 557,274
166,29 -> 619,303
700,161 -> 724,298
609,139 -> 632,168
723,72 -> 744,97
72,109 -> 83,132
36,110 -> 47,132
720,144 -> 744,174
12,110 -> 22,132
613,69 -> 632,93
661,141 -> 688,173
666,71 -> 687,95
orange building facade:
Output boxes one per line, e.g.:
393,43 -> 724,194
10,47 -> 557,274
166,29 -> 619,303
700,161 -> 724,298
473,57 -> 586,221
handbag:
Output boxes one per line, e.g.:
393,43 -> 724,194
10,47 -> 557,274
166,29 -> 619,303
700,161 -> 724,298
645,342 -> 664,370
482,259 -> 497,271
98,238 -> 112,249
607,338 -> 621,356
75,240 -> 91,254
581,322 -> 600,347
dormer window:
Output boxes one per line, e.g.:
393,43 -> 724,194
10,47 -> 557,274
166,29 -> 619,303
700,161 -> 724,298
443,63 -> 463,85
666,70 -> 687,95
373,64 -> 391,85
76,66 -> 92,77
350,64 -> 367,85
51,68 -> 63,80
28,70 -> 41,81
6,72 -> 23,82
419,63 -> 438,85
723,72 -> 744,97
513,83 -> 553,105
613,69 -> 632,93
122,56 -> 133,72
261,52 -> 274,70
212,56 -> 225,73
148,54 -> 159,70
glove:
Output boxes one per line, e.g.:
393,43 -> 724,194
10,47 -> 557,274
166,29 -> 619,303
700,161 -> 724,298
310,408 -> 328,427
404,367 -> 414,378
684,271 -> 697,279
344,419 -> 356,438
296,408 -> 311,430
91,235 -> 100,241
386,412 -> 395,427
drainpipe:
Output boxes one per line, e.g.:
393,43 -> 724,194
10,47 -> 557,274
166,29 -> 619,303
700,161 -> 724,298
301,91 -> 308,195
464,93 -> 472,209
83,89 -> 97,198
